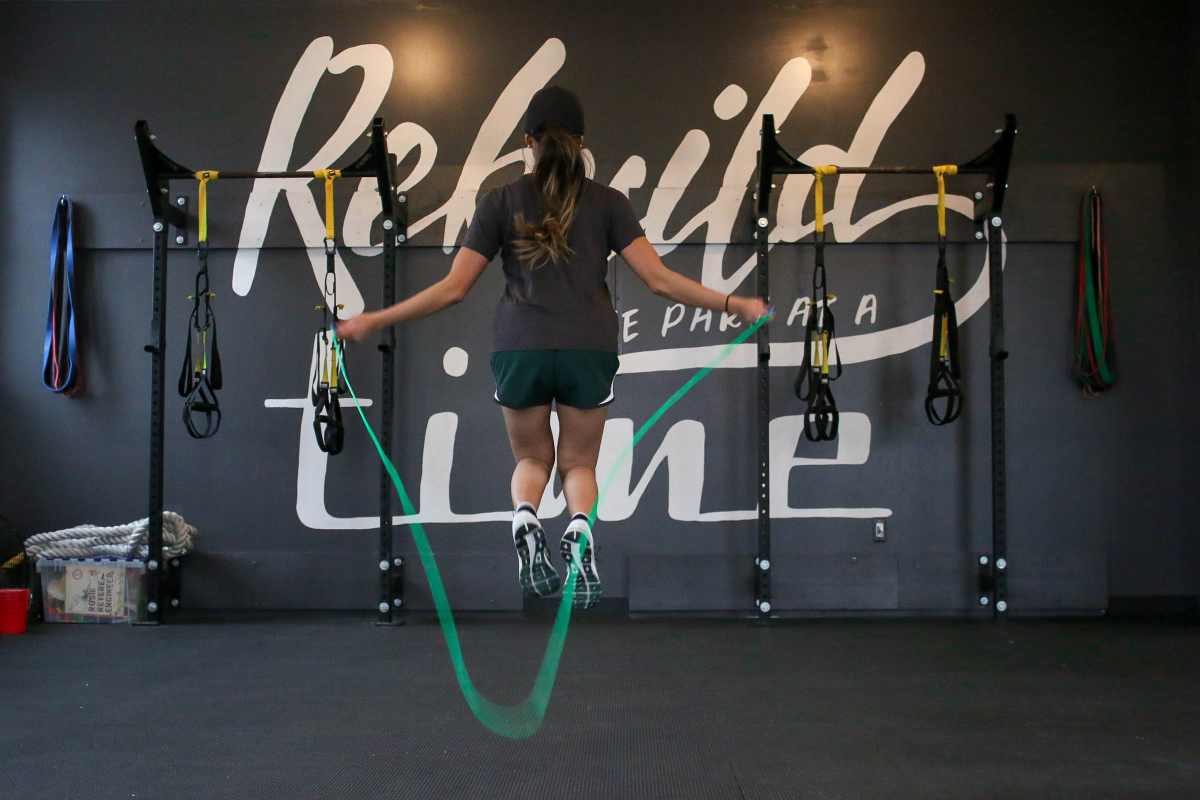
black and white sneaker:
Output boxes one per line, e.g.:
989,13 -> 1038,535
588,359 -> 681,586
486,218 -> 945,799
513,504 -> 561,597
561,513 -> 603,609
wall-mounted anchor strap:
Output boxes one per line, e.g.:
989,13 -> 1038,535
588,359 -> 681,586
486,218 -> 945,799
178,171 -> 222,439
925,164 -> 963,425
794,165 -> 842,441
310,168 -> 346,454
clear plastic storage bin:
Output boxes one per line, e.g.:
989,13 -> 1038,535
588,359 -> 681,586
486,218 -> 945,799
36,558 -> 148,623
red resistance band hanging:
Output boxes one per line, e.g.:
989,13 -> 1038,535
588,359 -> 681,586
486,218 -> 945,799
42,195 -> 83,395
1074,188 -> 1116,395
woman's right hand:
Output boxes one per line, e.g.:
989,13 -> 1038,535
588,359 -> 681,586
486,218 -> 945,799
336,311 -> 378,343
731,296 -> 772,323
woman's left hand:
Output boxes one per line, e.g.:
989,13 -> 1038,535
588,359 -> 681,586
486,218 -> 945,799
336,312 -> 378,343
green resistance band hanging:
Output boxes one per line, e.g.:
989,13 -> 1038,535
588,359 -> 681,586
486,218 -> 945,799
178,170 -> 223,439
794,165 -> 841,442
925,164 -> 963,425
333,312 -> 771,739
1074,187 -> 1116,395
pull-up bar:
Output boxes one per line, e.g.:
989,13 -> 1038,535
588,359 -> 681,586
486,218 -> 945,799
134,117 -> 407,625
135,119 -> 399,234
751,113 -> 1018,622
181,170 -> 384,180
760,165 -> 992,176
755,113 -> 1017,223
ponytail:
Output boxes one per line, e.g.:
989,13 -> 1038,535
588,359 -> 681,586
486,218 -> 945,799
513,125 -> 585,269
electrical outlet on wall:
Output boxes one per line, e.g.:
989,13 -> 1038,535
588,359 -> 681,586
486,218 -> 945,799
873,520 -> 886,542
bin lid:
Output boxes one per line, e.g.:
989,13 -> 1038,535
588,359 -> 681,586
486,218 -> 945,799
36,557 -> 147,572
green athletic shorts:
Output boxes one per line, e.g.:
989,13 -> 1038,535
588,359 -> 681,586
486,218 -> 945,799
491,350 -> 619,409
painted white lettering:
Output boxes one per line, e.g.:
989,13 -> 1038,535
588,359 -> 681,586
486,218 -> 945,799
787,297 -> 810,327
622,309 -> 640,343
662,304 -> 686,336
855,294 -> 878,325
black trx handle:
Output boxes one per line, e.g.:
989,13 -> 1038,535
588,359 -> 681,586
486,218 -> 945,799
311,329 -> 344,454
794,166 -> 842,442
178,171 -> 222,439
925,165 -> 963,426
310,169 -> 345,455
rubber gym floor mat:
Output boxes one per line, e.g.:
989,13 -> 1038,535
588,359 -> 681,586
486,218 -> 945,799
2,617 -> 1199,799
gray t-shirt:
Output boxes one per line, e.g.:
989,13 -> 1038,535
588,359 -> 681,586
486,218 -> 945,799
462,175 -> 645,353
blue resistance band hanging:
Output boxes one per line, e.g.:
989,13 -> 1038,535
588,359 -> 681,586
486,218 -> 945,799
42,195 -> 82,395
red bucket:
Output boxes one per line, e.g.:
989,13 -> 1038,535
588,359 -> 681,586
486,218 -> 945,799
0,588 -> 30,634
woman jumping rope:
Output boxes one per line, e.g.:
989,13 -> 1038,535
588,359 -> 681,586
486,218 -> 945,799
337,87 -> 769,608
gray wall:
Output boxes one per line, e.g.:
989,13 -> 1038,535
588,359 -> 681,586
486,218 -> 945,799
3,0 -> 1196,612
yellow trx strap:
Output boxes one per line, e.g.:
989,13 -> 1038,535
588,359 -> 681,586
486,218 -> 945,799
314,168 -> 342,240
329,338 -> 339,389
932,164 -> 958,356
813,164 -> 838,235
194,170 -> 218,244
314,168 -> 342,390
932,164 -> 958,239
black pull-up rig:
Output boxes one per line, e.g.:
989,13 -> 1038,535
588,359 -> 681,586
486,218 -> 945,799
752,113 -> 1017,621
134,118 -> 407,625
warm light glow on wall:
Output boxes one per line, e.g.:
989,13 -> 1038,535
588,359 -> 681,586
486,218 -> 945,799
393,28 -> 446,94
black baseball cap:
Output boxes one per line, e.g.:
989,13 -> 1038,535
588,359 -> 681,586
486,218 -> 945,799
522,86 -> 585,137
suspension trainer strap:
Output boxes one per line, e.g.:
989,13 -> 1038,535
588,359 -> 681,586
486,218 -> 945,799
179,170 -> 223,439
42,195 -> 82,395
925,164 -> 963,425
311,169 -> 345,454
794,165 -> 841,441
1074,188 -> 1116,395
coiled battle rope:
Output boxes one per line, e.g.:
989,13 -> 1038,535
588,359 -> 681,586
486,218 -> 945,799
23,512 -> 197,561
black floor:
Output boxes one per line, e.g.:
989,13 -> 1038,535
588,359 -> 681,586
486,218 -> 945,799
3,615 -> 1199,799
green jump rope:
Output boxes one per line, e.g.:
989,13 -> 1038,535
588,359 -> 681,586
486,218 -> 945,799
334,311 -> 771,739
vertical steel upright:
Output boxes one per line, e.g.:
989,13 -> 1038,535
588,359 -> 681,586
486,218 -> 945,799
753,138 -> 773,620
961,117 -> 1016,616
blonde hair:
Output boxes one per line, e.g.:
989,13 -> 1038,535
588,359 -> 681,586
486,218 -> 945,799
513,126 -> 585,269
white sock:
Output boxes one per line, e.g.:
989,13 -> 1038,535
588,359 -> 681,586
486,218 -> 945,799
512,503 -> 539,538
565,513 -> 594,547
564,514 -> 598,579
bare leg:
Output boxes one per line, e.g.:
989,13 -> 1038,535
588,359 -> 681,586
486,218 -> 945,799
501,404 -> 555,508
501,404 -> 561,596
556,403 -> 607,608
554,403 -> 607,517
